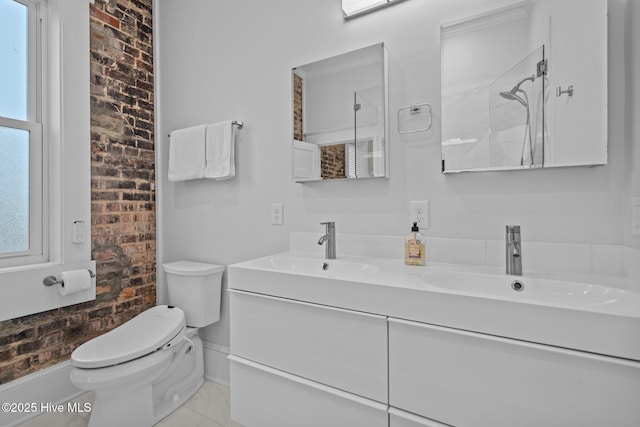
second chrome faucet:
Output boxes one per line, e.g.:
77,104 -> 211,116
318,222 -> 336,259
506,225 -> 522,275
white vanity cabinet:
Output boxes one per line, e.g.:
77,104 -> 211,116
388,318 -> 640,427
228,253 -> 640,427
230,356 -> 388,427
229,290 -> 388,427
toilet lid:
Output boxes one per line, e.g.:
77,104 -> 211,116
163,260 -> 224,276
71,305 -> 186,369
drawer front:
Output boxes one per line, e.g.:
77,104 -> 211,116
389,318 -> 640,427
390,407 -> 452,427
230,290 -> 388,402
230,356 -> 388,427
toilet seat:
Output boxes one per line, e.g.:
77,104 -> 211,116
72,305 -> 186,369
71,347 -> 173,390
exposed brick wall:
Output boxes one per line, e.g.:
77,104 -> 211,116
293,73 -> 303,141
0,0 -> 155,385
321,144 -> 346,179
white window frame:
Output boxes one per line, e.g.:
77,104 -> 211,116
0,0 -> 47,267
0,0 -> 94,322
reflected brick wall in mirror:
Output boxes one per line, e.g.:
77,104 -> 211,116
321,144 -> 346,179
293,73 -> 303,141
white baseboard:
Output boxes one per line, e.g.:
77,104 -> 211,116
0,361 -> 82,426
203,340 -> 230,386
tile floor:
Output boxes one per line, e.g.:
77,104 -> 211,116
17,380 -> 243,427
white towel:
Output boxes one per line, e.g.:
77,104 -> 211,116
168,124 -> 207,182
205,121 -> 236,181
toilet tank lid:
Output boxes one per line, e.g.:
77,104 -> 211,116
163,260 -> 224,276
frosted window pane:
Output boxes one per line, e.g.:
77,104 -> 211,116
0,126 -> 29,254
0,0 -> 28,121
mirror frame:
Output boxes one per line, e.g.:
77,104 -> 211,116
440,0 -> 607,174
291,43 -> 389,183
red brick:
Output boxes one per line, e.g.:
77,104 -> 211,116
90,7 -> 121,30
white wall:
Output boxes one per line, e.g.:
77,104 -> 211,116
626,0 -> 640,249
155,0 -> 636,361
305,57 -> 382,134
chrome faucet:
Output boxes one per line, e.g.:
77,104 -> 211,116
506,225 -> 522,276
318,222 -> 336,259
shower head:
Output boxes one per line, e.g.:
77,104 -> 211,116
499,90 -> 527,107
499,75 -> 535,107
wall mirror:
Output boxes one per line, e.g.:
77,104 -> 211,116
291,43 -> 388,182
441,0 -> 607,173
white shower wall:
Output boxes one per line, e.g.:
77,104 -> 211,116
155,0 -> 638,381
626,0 -> 640,247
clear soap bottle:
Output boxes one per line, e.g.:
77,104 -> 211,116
404,222 -> 426,266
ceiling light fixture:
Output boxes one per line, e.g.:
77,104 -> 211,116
342,0 -> 409,20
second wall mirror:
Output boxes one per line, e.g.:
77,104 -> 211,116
441,0 -> 607,173
291,43 -> 389,182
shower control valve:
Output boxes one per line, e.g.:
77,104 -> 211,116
556,85 -> 574,97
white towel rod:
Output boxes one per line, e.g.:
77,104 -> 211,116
168,120 -> 243,137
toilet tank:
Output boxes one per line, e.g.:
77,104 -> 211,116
163,260 -> 224,327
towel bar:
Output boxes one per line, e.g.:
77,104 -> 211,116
168,120 -> 243,137
398,103 -> 432,134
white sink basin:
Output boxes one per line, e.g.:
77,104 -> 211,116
241,255 -> 380,280
229,252 -> 640,361
420,270 -> 639,315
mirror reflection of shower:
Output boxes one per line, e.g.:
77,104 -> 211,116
489,45 -> 548,169
499,75 -> 535,165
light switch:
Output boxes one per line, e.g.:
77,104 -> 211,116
72,220 -> 85,243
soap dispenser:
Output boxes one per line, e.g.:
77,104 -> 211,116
404,222 -> 426,266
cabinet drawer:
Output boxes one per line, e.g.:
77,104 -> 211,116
230,290 -> 388,402
389,318 -> 640,427
230,355 -> 388,427
390,407 -> 452,427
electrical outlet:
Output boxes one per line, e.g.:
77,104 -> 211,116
410,200 -> 429,229
271,202 -> 284,225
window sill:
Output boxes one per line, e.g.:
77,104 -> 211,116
0,260 -> 96,322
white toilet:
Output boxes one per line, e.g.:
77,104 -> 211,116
70,260 -> 224,427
